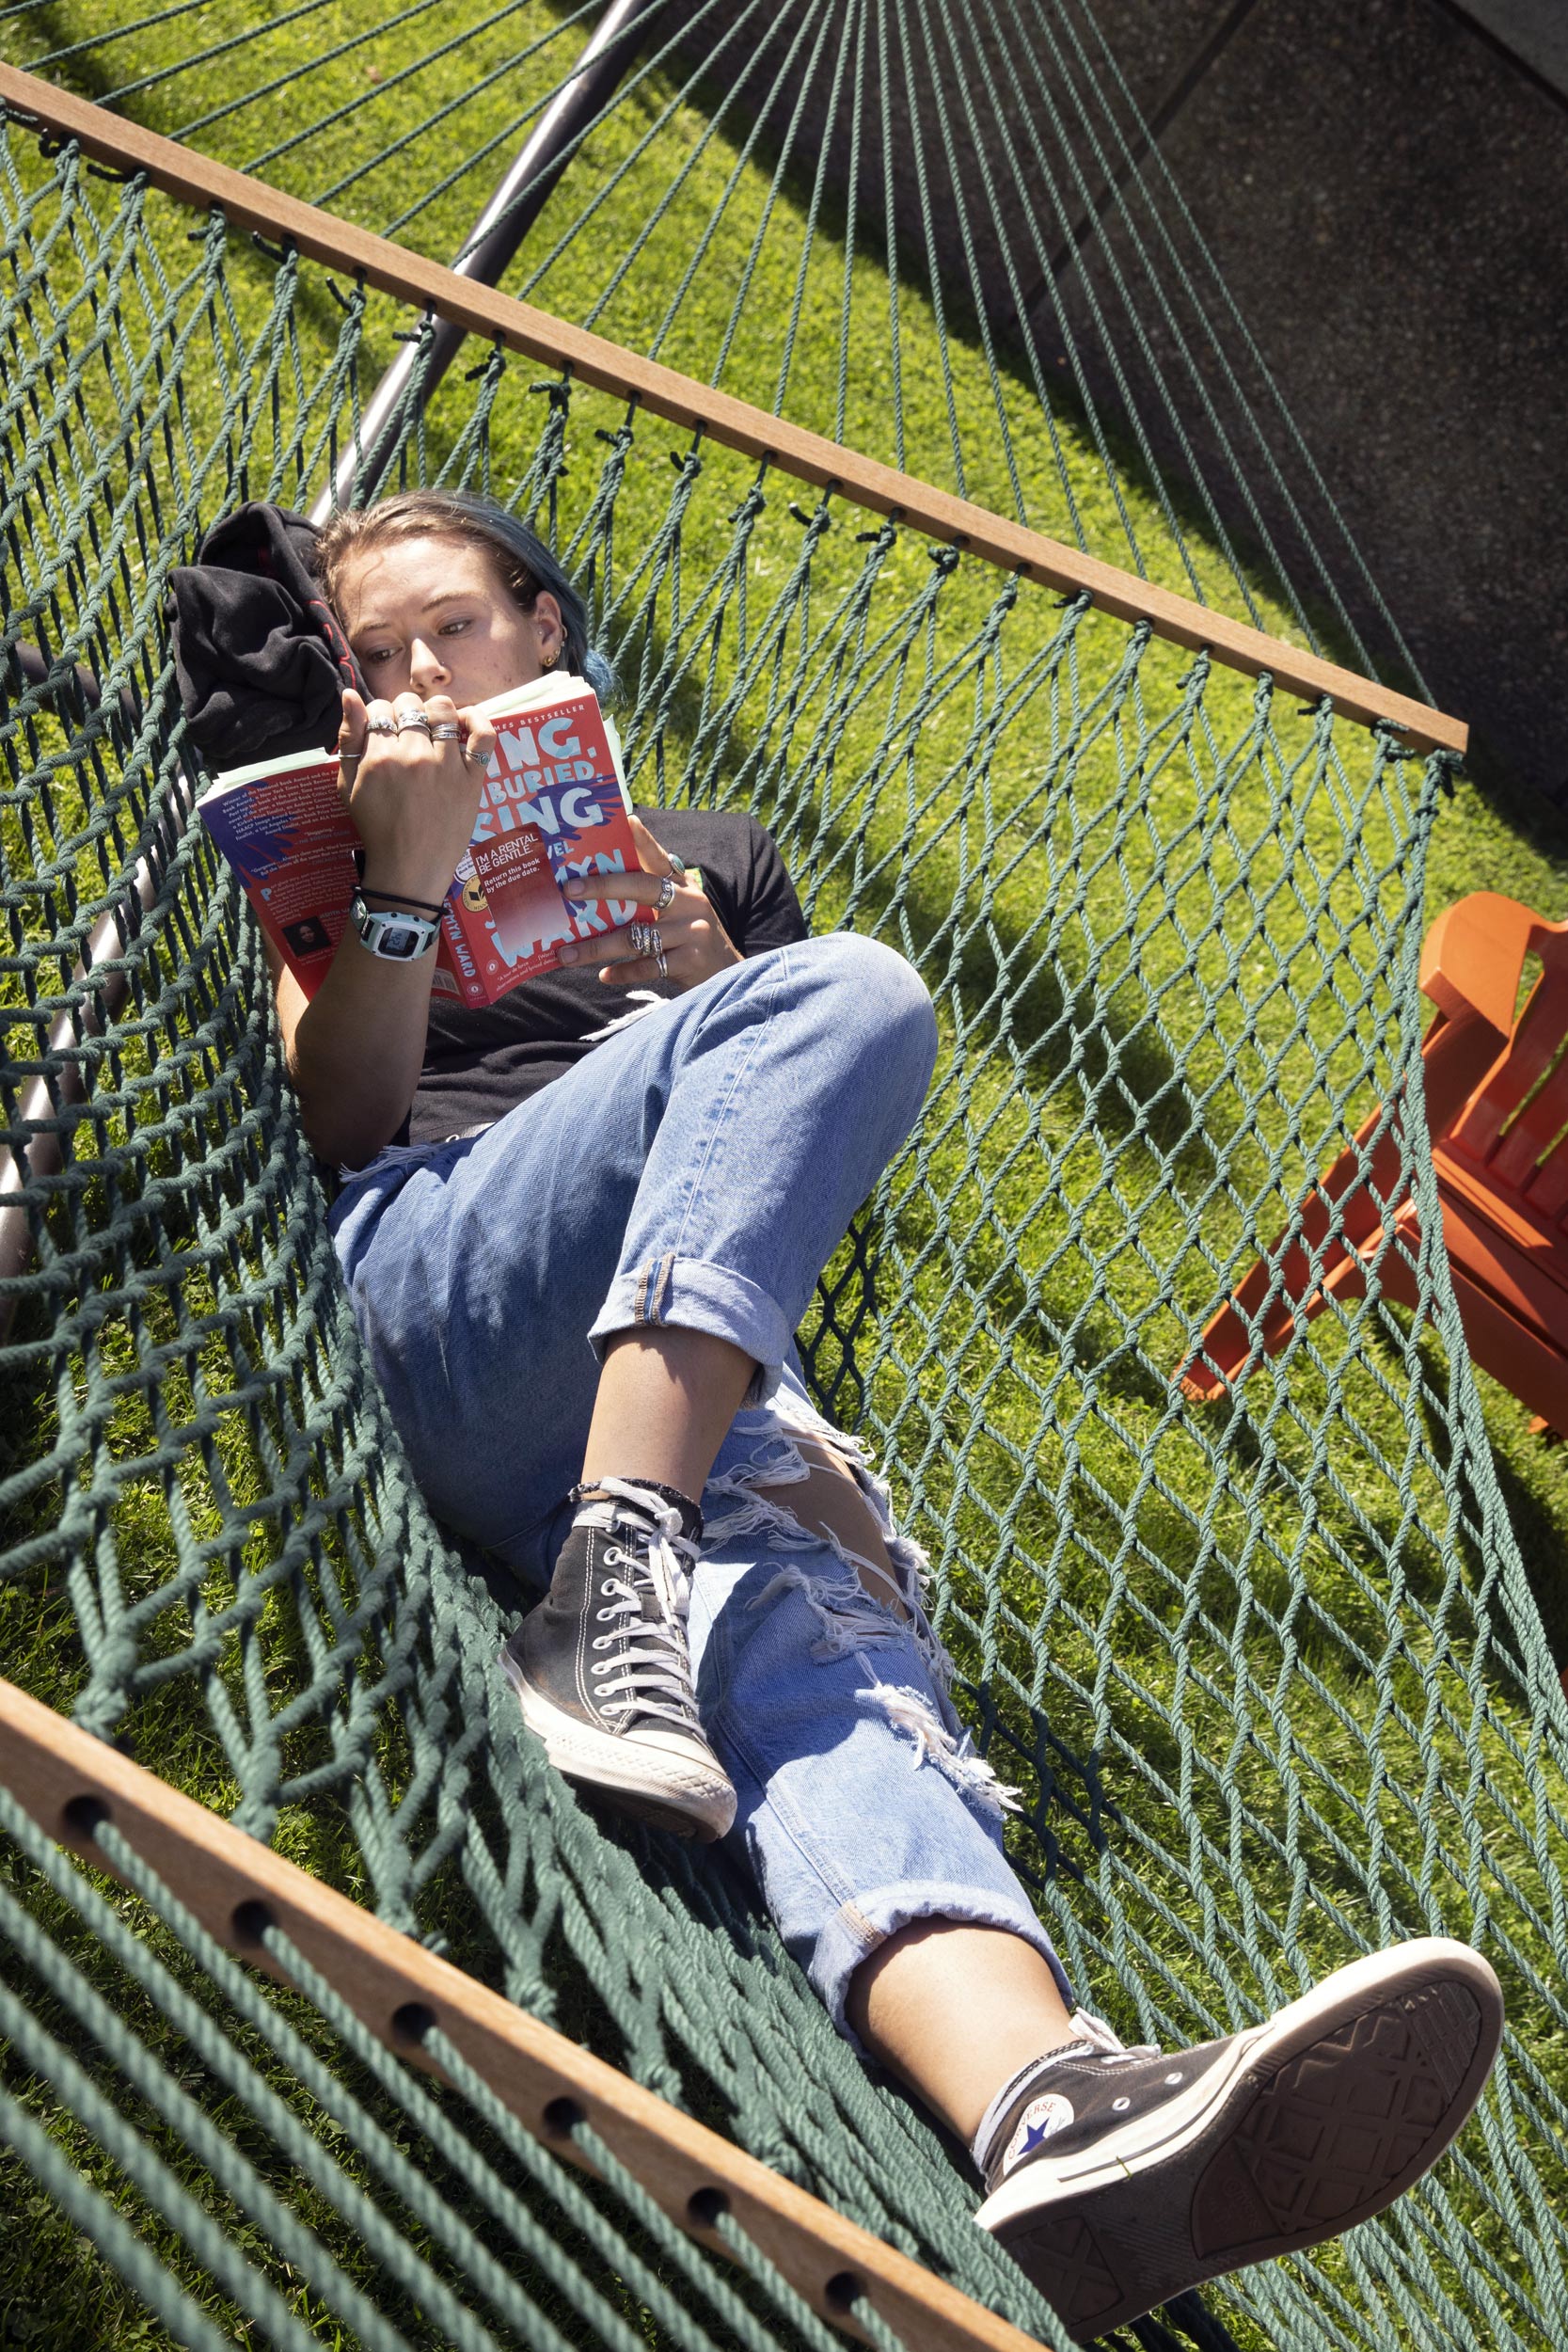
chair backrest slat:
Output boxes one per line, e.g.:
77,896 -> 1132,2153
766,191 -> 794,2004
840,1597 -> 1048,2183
1445,930 -> 1568,1198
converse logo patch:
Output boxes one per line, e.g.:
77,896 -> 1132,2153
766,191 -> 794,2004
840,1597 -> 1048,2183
1004,2090 -> 1075,2171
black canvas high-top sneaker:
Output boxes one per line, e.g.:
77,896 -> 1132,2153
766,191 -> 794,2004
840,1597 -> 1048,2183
499,1477 -> 736,1841
973,1939 -> 1503,2344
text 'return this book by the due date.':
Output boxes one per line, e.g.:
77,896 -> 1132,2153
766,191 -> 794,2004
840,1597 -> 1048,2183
196,673 -> 644,1008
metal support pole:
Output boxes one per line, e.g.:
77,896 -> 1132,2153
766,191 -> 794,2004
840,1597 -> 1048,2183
310,0 -> 668,523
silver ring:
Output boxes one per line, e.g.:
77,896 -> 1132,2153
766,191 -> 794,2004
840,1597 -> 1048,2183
654,874 -> 677,913
629,921 -> 659,959
655,946 -> 669,982
366,713 -> 396,736
665,852 -> 687,882
432,721 -> 463,742
396,712 -> 435,737
462,740 -> 488,766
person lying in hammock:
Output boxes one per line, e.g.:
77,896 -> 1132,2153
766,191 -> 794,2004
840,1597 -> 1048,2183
194,487 -> 1501,2344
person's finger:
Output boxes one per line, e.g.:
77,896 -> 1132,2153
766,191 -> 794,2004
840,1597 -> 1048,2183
391,694 -> 435,741
338,689 -> 370,764
458,707 -> 497,771
592,943 -> 673,985
626,811 -> 675,876
562,867 -> 689,909
559,924 -> 641,967
597,960 -> 665,986
335,692 -> 372,807
364,697 -> 397,736
425,691 -> 466,755
559,914 -> 679,969
582,910 -> 713,971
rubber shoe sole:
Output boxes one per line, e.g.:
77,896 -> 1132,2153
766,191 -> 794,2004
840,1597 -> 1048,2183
499,1642 -> 736,1842
974,1937 -> 1503,2343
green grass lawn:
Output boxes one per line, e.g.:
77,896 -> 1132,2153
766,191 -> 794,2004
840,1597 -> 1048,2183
3,8 -> 1568,2348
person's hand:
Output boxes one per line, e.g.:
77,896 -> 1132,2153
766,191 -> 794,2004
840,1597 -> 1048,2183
336,688 -> 497,904
557,813 -> 741,992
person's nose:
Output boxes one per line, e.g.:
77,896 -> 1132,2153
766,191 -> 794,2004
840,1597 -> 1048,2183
408,634 -> 451,695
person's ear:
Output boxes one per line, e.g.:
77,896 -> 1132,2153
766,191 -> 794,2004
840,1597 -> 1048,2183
531,591 -> 565,672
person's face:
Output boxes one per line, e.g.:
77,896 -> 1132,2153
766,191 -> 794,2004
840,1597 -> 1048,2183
335,531 -> 562,707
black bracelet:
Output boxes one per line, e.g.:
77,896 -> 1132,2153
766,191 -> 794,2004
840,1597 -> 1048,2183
358,883 -> 448,916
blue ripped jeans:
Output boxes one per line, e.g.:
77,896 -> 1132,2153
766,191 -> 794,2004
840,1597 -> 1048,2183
330,933 -> 1069,2039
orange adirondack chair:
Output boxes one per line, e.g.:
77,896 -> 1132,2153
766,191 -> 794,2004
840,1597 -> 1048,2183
1180,893 -> 1568,1432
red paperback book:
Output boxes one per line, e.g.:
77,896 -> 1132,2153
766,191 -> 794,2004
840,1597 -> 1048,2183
196,675 -> 644,1006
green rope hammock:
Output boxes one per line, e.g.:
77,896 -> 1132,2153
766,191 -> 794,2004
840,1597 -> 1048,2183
1,8 -> 1565,2350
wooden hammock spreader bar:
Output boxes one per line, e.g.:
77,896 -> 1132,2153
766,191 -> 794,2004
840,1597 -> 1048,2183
0,1675 -> 1041,2352
0,63 -> 1466,758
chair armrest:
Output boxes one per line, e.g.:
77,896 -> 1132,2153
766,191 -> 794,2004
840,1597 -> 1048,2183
1418,893 -> 1544,1042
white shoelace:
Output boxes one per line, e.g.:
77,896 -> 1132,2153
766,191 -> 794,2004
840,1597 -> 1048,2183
1067,2007 -> 1161,2063
582,1479 -> 703,1734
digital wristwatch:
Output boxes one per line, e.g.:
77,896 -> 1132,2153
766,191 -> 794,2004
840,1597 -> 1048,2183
349,887 -> 441,961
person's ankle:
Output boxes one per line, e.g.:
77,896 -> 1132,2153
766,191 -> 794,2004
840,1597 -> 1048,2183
970,2031 -> 1101,2180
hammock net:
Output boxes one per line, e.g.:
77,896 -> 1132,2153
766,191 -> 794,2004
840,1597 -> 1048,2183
1,5 -> 1566,2349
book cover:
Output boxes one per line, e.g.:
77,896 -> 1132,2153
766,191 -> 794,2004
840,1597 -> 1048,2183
197,675 -> 643,1006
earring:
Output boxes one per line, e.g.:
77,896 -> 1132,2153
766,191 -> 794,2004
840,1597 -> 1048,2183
542,645 -> 560,672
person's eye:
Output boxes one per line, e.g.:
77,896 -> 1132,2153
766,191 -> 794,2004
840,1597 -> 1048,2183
362,646 -> 395,667
439,615 -> 473,637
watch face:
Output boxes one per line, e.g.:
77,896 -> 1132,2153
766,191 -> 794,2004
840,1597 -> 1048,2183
353,895 -> 436,960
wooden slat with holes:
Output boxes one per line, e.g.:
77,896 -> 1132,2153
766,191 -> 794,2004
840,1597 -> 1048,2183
0,62 -> 1465,758
0,1677 -> 1043,2352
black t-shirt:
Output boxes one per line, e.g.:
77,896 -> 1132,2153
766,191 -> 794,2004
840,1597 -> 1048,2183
404,807 -> 808,1146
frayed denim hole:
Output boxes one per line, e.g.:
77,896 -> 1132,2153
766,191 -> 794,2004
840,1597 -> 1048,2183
865,1687 -> 1023,1823
705,1460 -> 955,1698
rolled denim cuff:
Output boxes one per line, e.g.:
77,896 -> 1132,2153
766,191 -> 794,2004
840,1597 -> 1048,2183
589,1251 -> 794,1370
810,1880 -> 1075,2056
